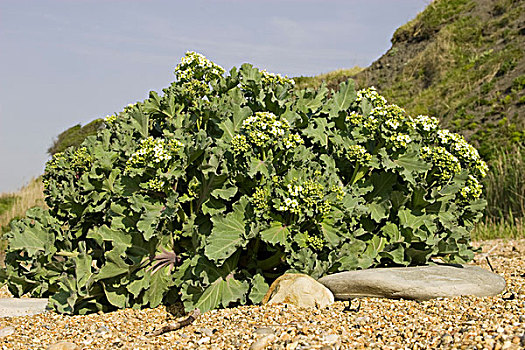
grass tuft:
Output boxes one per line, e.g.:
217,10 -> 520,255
472,217 -> 524,240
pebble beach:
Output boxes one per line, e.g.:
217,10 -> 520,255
0,239 -> 523,350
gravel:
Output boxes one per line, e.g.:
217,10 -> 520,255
0,239 -> 524,349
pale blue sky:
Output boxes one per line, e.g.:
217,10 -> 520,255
0,0 -> 428,193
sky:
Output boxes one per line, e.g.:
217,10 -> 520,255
0,0 -> 429,193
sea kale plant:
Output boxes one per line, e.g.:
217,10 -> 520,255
1,52 -> 488,314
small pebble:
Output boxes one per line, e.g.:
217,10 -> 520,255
196,327 -> 214,336
0,326 -> 15,337
250,334 -> 276,350
197,336 -> 211,344
95,326 -> 110,335
323,333 -> 340,344
46,342 -> 79,350
254,327 -> 275,335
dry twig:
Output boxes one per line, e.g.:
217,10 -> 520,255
152,308 -> 201,336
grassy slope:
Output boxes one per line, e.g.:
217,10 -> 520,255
354,0 -> 524,159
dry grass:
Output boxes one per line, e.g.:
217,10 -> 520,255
472,217 -> 524,240
0,178 -> 46,235
293,67 -> 363,91
484,146 -> 525,220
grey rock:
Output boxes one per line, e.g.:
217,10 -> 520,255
262,273 -> 334,308
318,264 -> 506,301
0,298 -> 48,317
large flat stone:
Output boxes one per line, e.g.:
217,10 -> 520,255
0,298 -> 49,317
318,264 -> 506,301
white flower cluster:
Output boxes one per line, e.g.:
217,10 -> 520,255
126,137 -> 183,171
146,178 -> 166,192
436,129 -> 488,177
460,175 -> 483,201
385,119 -> 400,130
232,112 -> 303,151
279,197 -> 300,212
284,133 -> 304,149
356,87 -> 387,108
175,51 -> 225,82
346,111 -> 364,126
346,145 -> 372,164
104,114 -> 117,124
305,234 -> 325,251
421,146 -> 461,181
260,70 -> 295,86
277,180 -> 330,217
389,134 -> 412,149
411,115 -> 439,132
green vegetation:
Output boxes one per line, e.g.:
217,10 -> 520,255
0,196 -> 17,217
48,119 -> 104,156
483,146 -> 524,220
295,0 -> 524,229
392,0 -> 474,43
2,53 -> 487,314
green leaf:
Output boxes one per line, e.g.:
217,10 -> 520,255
380,245 -> 406,265
202,198 -> 227,216
144,269 -> 172,308
9,220 -> 55,257
103,285 -> 127,308
87,225 -> 132,249
219,106 -> 251,141
221,275 -> 249,307
363,235 -> 386,260
320,220 -> 341,247
368,200 -> 391,223
260,221 -> 290,246
248,158 -> 269,177
394,153 -> 430,184
249,274 -> 269,304
398,209 -> 425,230
193,279 -> 222,313
367,172 -> 397,199
303,118 -> 334,147
75,246 -> 93,289
296,89 -> 326,113
332,80 -> 356,112
101,169 -> 119,193
334,240 -> 368,271
205,198 -> 248,262
381,222 -> 402,242
126,270 -> 148,298
211,186 -> 238,200
129,109 -> 149,138
95,262 -> 129,280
